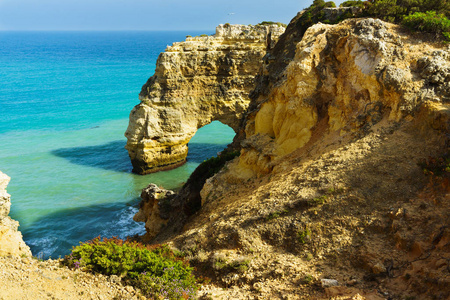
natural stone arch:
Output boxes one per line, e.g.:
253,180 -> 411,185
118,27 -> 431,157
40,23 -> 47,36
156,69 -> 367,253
125,24 -> 285,174
125,98 -> 244,174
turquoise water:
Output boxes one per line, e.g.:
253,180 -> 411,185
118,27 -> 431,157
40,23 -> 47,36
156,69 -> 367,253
0,31 -> 235,258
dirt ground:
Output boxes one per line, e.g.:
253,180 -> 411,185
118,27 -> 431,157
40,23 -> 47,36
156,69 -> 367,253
169,114 -> 450,300
0,256 -> 144,300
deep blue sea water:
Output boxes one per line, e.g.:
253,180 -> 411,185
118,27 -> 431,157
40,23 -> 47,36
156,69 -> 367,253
0,31 -> 235,258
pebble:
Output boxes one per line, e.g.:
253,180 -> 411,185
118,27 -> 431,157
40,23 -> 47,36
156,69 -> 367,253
320,278 -> 339,287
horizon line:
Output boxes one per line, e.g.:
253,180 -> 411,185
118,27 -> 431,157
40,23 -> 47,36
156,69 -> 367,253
0,28 -> 215,33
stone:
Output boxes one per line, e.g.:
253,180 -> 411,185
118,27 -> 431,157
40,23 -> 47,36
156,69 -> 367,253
133,183 -> 175,241
372,262 -> 387,274
0,171 -> 31,257
125,24 -> 285,174
321,278 -> 339,287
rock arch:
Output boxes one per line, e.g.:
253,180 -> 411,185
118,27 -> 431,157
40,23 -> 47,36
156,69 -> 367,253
125,24 -> 285,174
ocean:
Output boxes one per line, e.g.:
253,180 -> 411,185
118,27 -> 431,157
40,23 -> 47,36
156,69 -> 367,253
0,31 -> 235,258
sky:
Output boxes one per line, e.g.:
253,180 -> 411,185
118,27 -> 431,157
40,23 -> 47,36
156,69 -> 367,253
0,0 -> 346,31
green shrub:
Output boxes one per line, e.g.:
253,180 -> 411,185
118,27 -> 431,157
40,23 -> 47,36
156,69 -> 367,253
308,195 -> 327,206
365,0 -> 405,22
257,21 -> 287,27
130,275 -> 196,299
364,0 -> 450,22
213,256 -> 250,273
313,0 -> 326,6
340,0 -> 365,8
199,150 -> 240,179
200,34 -> 208,37
63,237 -> 197,299
297,0 -> 357,28
230,259 -> 250,272
403,11 -> 450,40
297,228 -> 312,244
265,208 -> 289,220
292,0 -> 450,41
302,274 -> 314,284
419,153 -> 450,177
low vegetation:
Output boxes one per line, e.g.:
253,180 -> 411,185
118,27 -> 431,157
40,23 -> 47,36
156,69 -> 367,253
297,228 -> 312,244
63,237 -> 197,299
212,255 -> 250,273
419,153 -> 450,177
340,0 -> 365,8
198,150 -> 240,179
301,0 -> 450,41
257,21 -> 288,28
265,208 -> 289,220
403,11 -> 450,40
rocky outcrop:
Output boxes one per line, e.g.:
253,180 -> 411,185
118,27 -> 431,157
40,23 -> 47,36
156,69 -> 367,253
232,18 -> 450,176
145,17 -> 450,300
125,24 -> 285,174
133,184 -> 175,242
136,18 -> 450,243
0,171 -> 31,257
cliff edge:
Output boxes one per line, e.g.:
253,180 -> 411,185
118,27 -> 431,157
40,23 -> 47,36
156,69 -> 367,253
0,171 -> 31,257
137,17 -> 450,299
125,24 -> 285,174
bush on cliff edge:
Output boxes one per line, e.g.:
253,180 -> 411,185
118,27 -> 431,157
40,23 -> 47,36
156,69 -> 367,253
350,0 -> 450,41
63,237 -> 197,299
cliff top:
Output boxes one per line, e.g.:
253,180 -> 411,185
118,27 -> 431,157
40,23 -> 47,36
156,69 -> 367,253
215,23 -> 285,38
164,23 -> 286,52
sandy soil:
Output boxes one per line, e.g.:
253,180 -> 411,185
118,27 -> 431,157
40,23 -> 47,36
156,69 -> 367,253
0,256 -> 144,300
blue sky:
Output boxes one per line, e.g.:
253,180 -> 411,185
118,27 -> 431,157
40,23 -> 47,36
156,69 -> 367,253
0,0 -> 346,31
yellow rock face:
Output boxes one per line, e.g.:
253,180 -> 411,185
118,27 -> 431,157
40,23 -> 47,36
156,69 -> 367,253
236,19 -> 450,176
125,24 -> 285,174
0,171 -> 31,257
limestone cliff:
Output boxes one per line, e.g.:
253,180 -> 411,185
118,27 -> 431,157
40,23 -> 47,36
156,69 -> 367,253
0,171 -> 31,257
143,18 -> 449,299
125,24 -> 285,174
230,18 -> 450,177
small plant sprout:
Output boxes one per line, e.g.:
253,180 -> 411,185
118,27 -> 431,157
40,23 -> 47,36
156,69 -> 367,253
297,228 -> 311,244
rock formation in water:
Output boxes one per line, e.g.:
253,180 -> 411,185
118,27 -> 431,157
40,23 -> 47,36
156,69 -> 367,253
125,24 -> 285,174
133,184 -> 175,241
135,16 -> 450,299
0,171 -> 31,257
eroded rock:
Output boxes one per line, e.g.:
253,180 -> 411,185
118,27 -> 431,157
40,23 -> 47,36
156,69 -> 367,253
125,24 -> 285,174
233,19 -> 450,176
0,171 -> 31,257
133,183 -> 175,241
